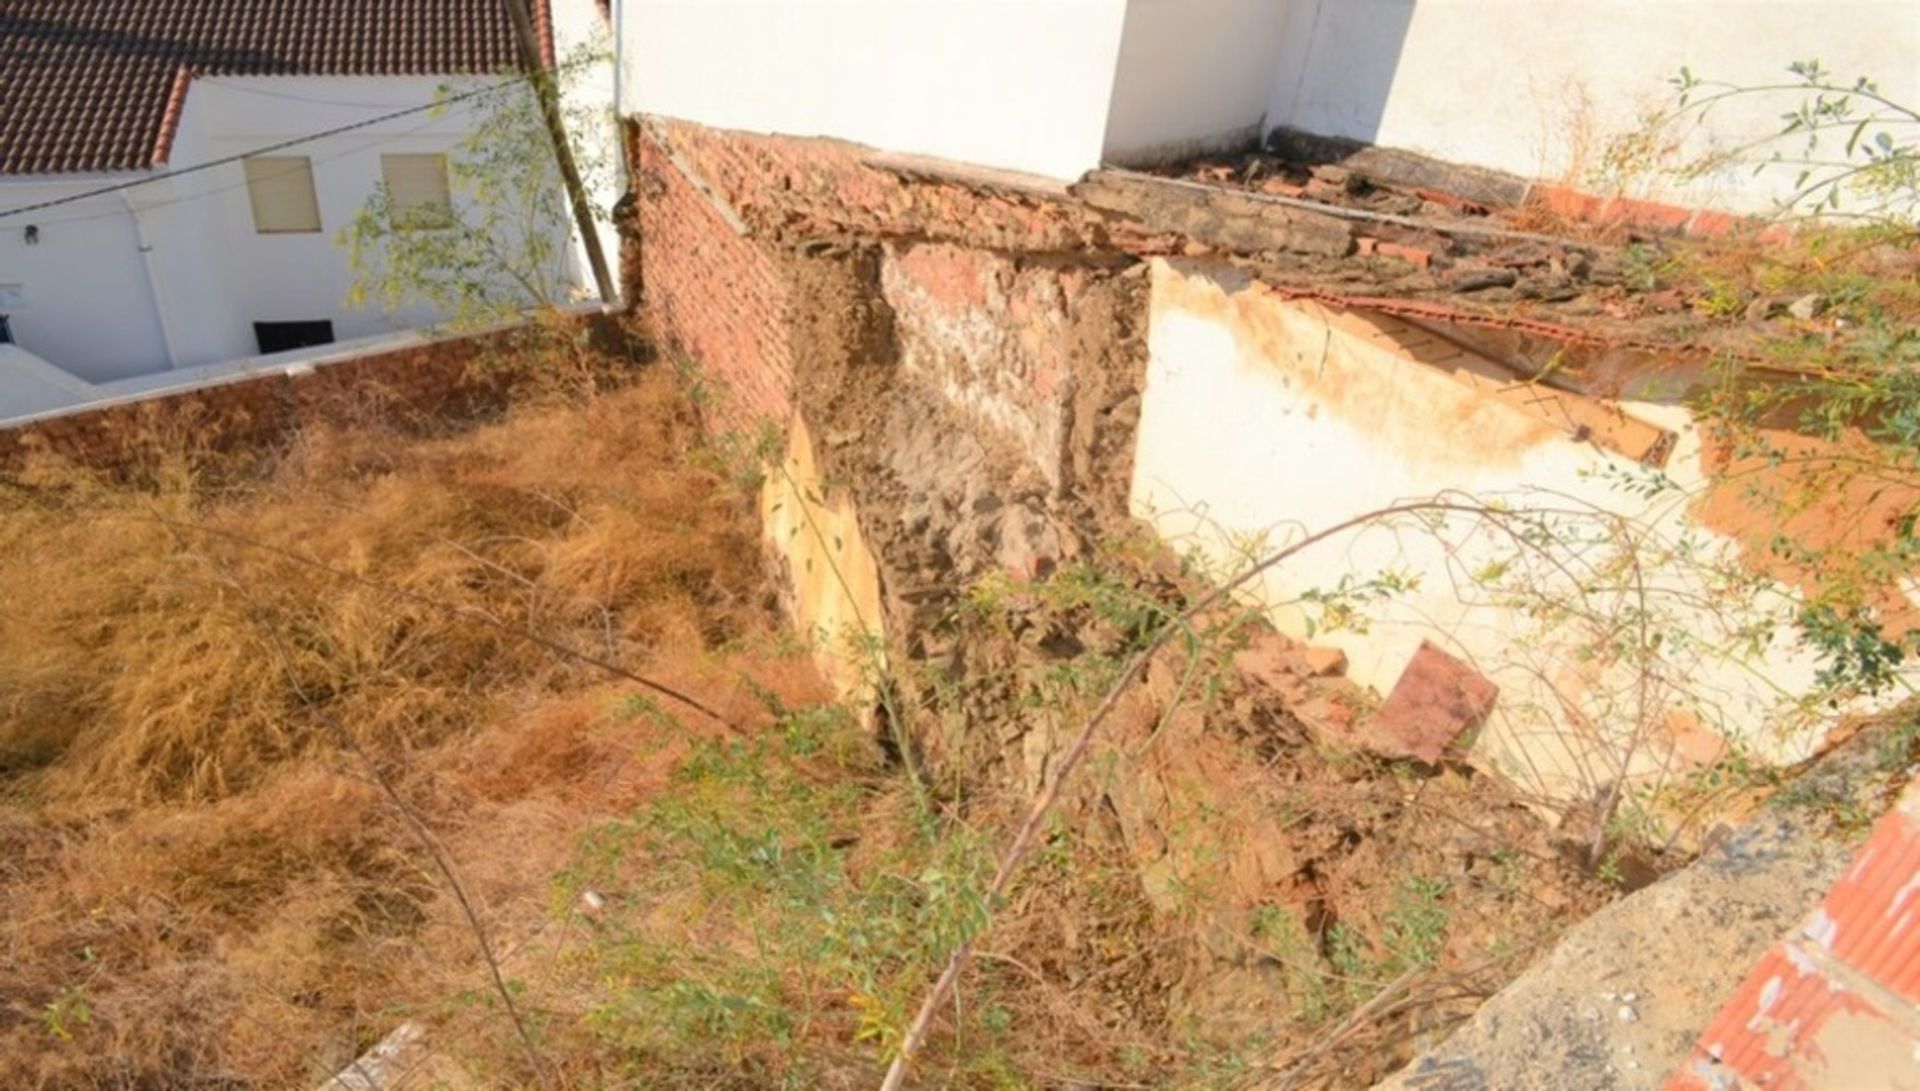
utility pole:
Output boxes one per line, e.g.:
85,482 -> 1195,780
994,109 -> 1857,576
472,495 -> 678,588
500,0 -> 619,305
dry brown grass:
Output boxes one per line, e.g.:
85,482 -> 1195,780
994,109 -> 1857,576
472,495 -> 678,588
0,336 -> 1630,1090
0,360 -> 830,1089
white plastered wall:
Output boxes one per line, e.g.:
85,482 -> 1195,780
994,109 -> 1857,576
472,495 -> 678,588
622,0 -> 1131,181
1,68 -> 604,380
0,178 -> 174,382
154,75 -> 524,367
1130,258 -> 1912,800
1265,0 -> 1920,214
1100,0 -> 1291,166
553,0 -> 623,300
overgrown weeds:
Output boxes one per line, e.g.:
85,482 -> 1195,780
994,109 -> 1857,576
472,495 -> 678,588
0,355 -> 825,1088
2,342 -> 1626,1089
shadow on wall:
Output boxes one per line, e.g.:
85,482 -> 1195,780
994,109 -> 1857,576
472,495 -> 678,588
1264,0 -> 1416,150
1099,0 -> 1415,168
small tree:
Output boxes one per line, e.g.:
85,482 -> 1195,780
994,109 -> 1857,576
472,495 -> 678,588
1630,60 -> 1919,221
340,42 -> 615,329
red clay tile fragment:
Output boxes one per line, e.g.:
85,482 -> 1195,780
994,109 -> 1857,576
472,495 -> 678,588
1365,641 -> 1497,763
1376,242 -> 1433,270
1667,778 -> 1920,1090
1,0 -> 533,175
1602,196 -> 1693,234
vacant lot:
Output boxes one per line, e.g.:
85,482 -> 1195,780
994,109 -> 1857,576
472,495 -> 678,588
0,352 -> 1631,1090
0,361 -> 835,1086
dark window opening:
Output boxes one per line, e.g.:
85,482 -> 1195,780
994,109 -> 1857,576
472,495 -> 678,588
0,315 -> 12,345
254,320 -> 334,355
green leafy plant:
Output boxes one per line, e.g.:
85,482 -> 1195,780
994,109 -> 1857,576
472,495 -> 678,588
340,41 -> 615,328
1660,59 -> 1920,219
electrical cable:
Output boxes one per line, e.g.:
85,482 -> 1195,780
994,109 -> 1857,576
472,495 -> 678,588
6,91 -> 500,231
0,74 -> 531,221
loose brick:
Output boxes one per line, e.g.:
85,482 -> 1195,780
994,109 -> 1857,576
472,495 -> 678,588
1528,183 -> 1606,224
1365,641 -> 1498,763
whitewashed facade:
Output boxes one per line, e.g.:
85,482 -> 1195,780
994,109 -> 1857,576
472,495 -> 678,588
0,0 -> 617,398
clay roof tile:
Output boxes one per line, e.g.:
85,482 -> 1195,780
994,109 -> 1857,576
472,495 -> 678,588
0,0 -> 532,174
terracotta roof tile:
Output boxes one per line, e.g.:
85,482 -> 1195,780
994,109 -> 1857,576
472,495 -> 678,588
1668,778 -> 1920,1089
0,0 -> 535,175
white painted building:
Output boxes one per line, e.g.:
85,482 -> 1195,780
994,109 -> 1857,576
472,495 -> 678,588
0,0 -> 619,398
623,0 -> 1917,212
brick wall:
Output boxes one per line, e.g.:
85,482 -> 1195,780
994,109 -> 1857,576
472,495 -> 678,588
0,331 -> 508,472
638,117 -> 1129,256
635,125 -> 795,428
635,118 -> 1147,493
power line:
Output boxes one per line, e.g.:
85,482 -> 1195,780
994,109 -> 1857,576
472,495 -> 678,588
0,75 -> 531,222
192,79 -> 467,108
10,91 -> 498,231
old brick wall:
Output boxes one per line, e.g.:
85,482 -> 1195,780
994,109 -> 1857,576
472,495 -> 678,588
634,116 -> 1147,503
634,125 -> 795,427
640,117 -> 1120,255
0,332 -> 506,472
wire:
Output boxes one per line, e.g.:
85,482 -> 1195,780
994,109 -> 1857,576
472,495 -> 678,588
192,78 -> 474,108
0,75 -> 530,221
9,91 -> 499,231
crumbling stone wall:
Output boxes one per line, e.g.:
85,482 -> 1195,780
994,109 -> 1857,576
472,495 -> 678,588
631,115 -> 1149,746
633,117 -> 1147,540
638,117 -> 1121,254
881,242 -> 1147,501
628,119 -> 1648,1067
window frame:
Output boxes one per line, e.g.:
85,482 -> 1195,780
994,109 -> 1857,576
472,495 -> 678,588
379,152 -> 455,231
242,156 -> 324,235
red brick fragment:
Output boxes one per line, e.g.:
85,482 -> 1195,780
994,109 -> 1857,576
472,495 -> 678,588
1302,645 -> 1348,677
1365,641 -> 1497,763
1601,196 -> 1692,234
1528,183 -> 1605,223
1414,187 -> 1491,215
1376,241 -> 1433,270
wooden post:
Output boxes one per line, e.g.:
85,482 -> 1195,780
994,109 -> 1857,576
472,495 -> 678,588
500,0 -> 619,305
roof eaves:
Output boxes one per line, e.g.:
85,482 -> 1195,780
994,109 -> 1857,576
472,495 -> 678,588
151,66 -> 194,168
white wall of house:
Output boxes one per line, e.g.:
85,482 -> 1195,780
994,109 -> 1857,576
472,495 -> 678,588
0,78 -> 494,378
0,180 -> 174,382
159,75 -> 515,366
1100,0 -> 1291,167
1264,0 -> 1920,213
621,0 -> 1131,181
1129,258 -> 1912,800
2,8 -> 619,387
553,0 -> 623,293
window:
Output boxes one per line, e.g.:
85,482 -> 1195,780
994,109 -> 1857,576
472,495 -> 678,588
0,314 -> 12,346
380,153 -> 453,229
243,156 -> 322,234
254,320 -> 334,355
